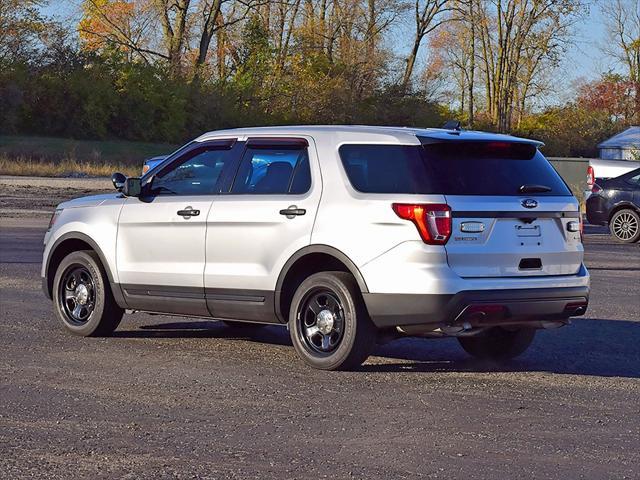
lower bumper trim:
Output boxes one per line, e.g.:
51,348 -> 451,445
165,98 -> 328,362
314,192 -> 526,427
363,286 -> 589,328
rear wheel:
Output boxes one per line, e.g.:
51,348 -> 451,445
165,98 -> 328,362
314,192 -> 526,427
610,208 -> 640,243
458,327 -> 535,361
53,250 -> 123,337
289,272 -> 376,370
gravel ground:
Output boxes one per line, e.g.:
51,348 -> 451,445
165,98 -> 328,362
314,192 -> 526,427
0,176 -> 638,479
0,176 -> 112,218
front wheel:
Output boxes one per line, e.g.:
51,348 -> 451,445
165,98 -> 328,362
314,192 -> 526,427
458,327 -> 535,361
53,250 -> 123,336
289,272 -> 376,370
610,209 -> 640,243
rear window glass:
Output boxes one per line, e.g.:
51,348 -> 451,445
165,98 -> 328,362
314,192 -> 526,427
338,141 -> 571,196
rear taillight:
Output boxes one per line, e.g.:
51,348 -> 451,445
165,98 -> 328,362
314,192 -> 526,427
392,203 -> 451,245
586,165 -> 594,186
142,164 -> 150,175
568,217 -> 584,242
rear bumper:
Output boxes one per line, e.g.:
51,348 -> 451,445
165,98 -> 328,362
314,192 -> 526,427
363,285 -> 589,328
585,195 -> 609,225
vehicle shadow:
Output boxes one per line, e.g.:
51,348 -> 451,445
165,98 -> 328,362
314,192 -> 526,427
114,320 -> 293,346
114,318 -> 640,379
366,318 -> 640,378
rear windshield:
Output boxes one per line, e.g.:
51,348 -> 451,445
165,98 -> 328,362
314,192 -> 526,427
338,141 -> 571,196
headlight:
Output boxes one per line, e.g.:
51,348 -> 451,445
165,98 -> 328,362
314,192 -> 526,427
48,209 -> 63,231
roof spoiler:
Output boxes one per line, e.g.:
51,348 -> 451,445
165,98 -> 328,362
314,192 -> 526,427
442,120 -> 462,131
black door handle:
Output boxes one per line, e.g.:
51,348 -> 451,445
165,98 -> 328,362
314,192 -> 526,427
177,207 -> 200,217
279,206 -> 306,217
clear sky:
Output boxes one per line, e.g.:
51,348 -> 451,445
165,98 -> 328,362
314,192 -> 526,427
565,1 -> 612,82
43,0 -> 612,99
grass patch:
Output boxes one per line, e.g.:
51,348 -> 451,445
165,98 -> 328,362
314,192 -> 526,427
0,156 -> 139,177
0,135 -> 178,177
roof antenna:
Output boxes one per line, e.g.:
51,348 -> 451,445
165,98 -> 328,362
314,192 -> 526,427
442,120 -> 462,131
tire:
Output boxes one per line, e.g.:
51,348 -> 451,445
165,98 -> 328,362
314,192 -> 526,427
53,250 -> 123,337
458,327 -> 535,361
222,320 -> 266,329
289,271 -> 376,371
610,209 -> 640,243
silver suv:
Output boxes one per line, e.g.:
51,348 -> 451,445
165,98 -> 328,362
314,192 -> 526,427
42,126 -> 589,370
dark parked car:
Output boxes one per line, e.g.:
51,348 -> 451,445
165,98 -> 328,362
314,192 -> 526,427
586,168 -> 640,243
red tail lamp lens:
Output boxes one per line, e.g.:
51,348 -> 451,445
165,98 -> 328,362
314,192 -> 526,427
587,166 -> 594,186
392,203 -> 452,245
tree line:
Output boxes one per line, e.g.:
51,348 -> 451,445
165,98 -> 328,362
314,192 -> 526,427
1,0 -> 638,156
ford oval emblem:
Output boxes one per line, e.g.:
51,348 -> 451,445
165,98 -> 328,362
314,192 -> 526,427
522,199 -> 538,209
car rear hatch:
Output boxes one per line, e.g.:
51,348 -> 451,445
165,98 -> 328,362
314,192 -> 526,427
419,139 -> 583,278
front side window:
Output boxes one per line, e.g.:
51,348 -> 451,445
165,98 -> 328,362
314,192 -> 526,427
150,146 -> 233,196
231,145 -> 311,194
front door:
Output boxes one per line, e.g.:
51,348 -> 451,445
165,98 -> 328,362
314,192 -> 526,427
204,137 -> 322,323
116,139 -> 238,316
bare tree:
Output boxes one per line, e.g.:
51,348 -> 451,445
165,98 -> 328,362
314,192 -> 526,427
475,0 -> 582,131
401,0 -> 453,91
602,0 -> 640,121
194,0 -> 259,71
155,0 -> 191,75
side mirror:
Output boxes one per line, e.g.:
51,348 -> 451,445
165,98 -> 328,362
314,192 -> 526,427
111,172 -> 126,191
122,177 -> 142,197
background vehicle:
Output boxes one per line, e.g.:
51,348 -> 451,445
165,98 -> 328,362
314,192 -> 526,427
42,126 -> 589,370
586,168 -> 640,243
585,158 -> 639,201
141,155 -> 167,175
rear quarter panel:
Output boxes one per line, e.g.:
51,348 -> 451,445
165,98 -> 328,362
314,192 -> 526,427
310,133 -> 446,268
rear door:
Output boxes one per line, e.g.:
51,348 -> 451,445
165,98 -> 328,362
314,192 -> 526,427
421,140 -> 582,277
204,137 -> 322,322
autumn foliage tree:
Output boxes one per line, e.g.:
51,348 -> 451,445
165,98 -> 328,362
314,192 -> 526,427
1,0 -> 637,156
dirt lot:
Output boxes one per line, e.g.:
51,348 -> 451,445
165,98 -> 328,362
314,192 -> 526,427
0,176 -> 639,479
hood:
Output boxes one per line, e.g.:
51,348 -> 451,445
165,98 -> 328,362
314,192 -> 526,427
59,193 -> 123,209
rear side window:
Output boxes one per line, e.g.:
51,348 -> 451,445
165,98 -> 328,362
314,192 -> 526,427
624,170 -> 640,187
338,141 -> 571,196
339,144 -> 439,194
232,145 -> 311,194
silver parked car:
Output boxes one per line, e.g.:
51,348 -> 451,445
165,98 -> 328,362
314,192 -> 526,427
42,126 -> 589,370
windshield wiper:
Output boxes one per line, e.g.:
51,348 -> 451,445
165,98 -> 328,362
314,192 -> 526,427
519,184 -> 552,193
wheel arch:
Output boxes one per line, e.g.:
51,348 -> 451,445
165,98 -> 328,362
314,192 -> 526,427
274,245 -> 369,322
44,232 -> 116,301
608,201 -> 640,223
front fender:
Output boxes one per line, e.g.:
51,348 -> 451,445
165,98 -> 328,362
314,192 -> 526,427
42,201 -> 123,297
